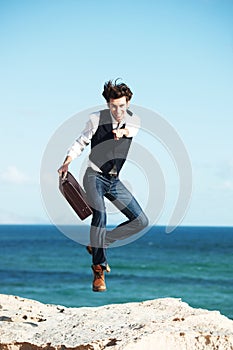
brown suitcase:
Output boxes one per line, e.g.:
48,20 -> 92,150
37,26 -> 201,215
59,171 -> 93,220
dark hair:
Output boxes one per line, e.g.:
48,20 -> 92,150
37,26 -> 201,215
102,78 -> 133,102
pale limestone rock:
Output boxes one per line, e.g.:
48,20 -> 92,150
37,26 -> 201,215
0,294 -> 233,349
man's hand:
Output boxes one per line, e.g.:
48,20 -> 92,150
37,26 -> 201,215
112,128 -> 129,140
58,156 -> 72,179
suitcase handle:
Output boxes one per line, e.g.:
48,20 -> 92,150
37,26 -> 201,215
60,171 -> 68,181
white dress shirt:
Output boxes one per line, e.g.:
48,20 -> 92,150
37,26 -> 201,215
67,109 -> 140,172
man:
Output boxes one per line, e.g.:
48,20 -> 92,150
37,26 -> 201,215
58,79 -> 148,292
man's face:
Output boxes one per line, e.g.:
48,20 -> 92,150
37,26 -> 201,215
108,96 -> 129,122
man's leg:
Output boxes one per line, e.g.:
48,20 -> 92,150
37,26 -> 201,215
105,178 -> 149,246
83,168 -> 110,292
83,168 -> 109,266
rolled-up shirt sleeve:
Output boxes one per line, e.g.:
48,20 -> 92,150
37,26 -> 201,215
67,112 -> 100,160
125,113 -> 141,138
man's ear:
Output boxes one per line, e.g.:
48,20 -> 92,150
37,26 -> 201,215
107,102 -> 110,109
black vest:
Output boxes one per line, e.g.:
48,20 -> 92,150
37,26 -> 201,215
89,109 -> 133,175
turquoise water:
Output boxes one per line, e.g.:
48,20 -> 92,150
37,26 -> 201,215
0,225 -> 232,319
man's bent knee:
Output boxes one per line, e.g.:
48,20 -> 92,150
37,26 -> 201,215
136,212 -> 149,230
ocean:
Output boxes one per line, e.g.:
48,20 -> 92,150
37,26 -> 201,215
0,225 -> 232,320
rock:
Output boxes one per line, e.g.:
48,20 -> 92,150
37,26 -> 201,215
0,294 -> 233,349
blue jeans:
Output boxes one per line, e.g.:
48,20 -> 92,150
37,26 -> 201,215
83,167 -> 149,268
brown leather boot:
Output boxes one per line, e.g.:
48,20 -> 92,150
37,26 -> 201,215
92,264 -> 106,292
86,246 -> 111,273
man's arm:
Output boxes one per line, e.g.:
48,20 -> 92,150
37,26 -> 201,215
58,155 -> 72,179
57,112 -> 100,178
112,113 -> 140,140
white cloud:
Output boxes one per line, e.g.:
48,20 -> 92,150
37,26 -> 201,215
0,165 -> 30,184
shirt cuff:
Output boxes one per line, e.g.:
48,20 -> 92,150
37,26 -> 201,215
67,143 -> 83,160
126,125 -> 139,138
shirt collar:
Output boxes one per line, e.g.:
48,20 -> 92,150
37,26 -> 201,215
110,110 -> 125,127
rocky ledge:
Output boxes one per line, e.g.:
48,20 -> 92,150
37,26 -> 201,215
0,294 -> 233,350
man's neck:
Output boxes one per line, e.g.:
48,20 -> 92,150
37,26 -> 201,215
109,110 -> 125,125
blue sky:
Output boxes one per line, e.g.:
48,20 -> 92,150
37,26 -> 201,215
0,0 -> 232,227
